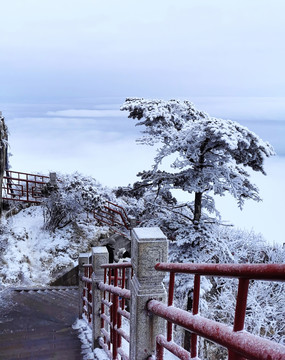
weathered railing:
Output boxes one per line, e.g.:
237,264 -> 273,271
98,262 -> 132,359
82,263 -> 93,324
78,227 -> 285,360
2,170 -> 55,204
93,201 -> 130,230
148,263 -> 285,360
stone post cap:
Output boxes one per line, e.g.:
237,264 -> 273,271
79,252 -> 90,258
132,227 -> 167,241
92,246 -> 109,277
92,246 -> 108,255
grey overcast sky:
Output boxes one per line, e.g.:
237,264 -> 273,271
1,0 -> 285,101
1,0 -> 285,244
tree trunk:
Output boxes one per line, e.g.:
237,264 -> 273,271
193,139 -> 208,227
194,192 -> 202,226
184,289 -> 193,350
0,113 -> 8,218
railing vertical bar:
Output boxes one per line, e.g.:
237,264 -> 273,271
88,265 -> 92,323
190,274 -> 200,358
156,341 -> 164,360
112,268 -> 118,359
101,268 -> 107,330
84,266 -> 88,319
233,278 -> 250,331
228,278 -> 250,360
117,267 -> 125,350
167,272 -> 175,342
122,267 -> 126,289
109,268 -> 112,352
26,178 -> 29,202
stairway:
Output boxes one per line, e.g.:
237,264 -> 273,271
0,287 -> 83,360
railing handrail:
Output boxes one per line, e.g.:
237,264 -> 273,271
147,299 -> 285,360
79,230 -> 285,360
4,170 -> 50,179
101,262 -> 132,269
150,262 -> 285,360
2,176 -> 48,185
155,262 -> 285,281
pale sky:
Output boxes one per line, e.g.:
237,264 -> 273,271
1,0 -> 285,100
0,0 -> 285,245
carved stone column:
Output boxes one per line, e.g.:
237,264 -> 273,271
91,246 -> 109,349
130,227 -> 168,360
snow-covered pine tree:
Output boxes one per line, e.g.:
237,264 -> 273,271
121,98 -> 275,229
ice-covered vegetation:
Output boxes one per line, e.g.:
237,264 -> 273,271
121,97 -> 275,228
0,173 -> 114,287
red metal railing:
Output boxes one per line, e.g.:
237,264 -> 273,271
82,264 -> 93,325
93,201 -> 131,237
2,170 -> 50,204
98,262 -> 132,360
147,263 -> 285,360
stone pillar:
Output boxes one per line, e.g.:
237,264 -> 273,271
130,227 -> 168,360
49,172 -> 57,185
78,253 -> 90,319
129,216 -> 137,243
91,246 -> 109,349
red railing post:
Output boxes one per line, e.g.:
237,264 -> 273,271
117,267 -> 123,349
228,278 -> 250,360
111,268 -> 118,358
167,272 -> 175,342
26,176 -> 29,202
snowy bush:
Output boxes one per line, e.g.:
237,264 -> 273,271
167,226 -> 285,359
42,172 -> 112,231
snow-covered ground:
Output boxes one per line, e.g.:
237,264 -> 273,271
0,205 -> 107,288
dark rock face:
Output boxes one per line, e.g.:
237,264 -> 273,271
100,234 -> 131,263
50,266 -> 79,286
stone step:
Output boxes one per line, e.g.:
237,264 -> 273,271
0,287 -> 83,359
18,289 -> 78,312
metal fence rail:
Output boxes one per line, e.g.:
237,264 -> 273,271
2,170 -> 50,204
147,262 -> 285,360
93,201 -> 131,237
82,264 -> 93,324
78,229 -> 285,360
98,262 -> 132,360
